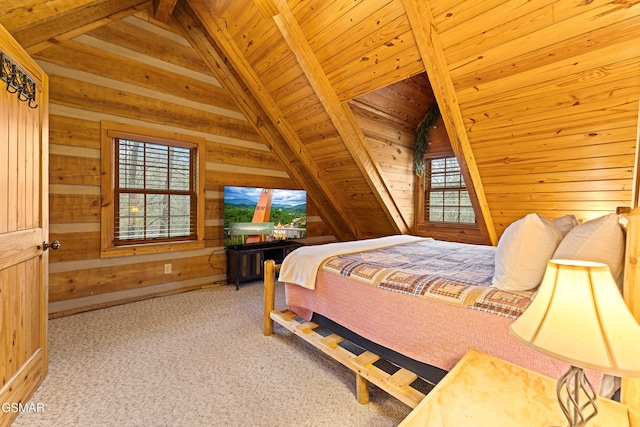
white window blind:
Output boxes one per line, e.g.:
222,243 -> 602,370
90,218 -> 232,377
425,157 -> 475,223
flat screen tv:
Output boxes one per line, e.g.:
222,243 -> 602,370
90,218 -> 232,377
223,186 -> 306,246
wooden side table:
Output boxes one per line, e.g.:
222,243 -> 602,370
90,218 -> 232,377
399,349 -> 631,427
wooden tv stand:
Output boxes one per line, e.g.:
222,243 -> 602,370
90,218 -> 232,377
226,240 -> 303,290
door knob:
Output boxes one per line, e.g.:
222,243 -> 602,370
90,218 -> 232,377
42,240 -> 61,251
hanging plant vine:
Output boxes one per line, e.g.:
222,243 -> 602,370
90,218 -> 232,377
414,102 -> 440,176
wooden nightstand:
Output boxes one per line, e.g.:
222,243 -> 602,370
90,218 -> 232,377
399,349 -> 631,427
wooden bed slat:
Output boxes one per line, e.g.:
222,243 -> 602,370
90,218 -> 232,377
268,307 -> 426,408
280,310 -> 296,321
354,351 -> 381,368
389,369 -> 419,389
295,321 -> 319,334
320,333 -> 344,349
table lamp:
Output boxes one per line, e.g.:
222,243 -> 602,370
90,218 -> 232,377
510,259 -> 640,427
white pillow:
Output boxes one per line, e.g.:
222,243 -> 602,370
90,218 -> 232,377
552,214 -> 579,237
552,213 -> 624,281
493,214 -> 563,291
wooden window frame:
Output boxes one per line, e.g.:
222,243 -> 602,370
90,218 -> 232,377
101,122 -> 205,258
114,139 -> 197,245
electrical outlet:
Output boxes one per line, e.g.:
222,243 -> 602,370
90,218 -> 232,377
164,263 -> 172,274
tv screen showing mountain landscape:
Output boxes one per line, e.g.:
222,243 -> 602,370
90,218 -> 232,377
223,186 -> 306,245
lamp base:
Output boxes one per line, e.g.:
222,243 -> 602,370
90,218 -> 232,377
556,366 -> 598,427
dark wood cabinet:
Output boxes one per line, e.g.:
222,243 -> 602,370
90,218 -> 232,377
226,240 -> 303,289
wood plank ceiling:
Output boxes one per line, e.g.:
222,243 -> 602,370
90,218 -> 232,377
176,0 -> 426,241
2,0 -> 639,244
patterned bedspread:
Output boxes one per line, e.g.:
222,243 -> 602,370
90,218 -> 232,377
320,239 -> 534,319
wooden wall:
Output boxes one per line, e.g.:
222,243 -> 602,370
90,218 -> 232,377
31,12 -> 329,316
349,75 -> 429,231
426,0 -> 640,232
349,72 -> 485,243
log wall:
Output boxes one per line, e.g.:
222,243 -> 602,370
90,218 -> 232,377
36,13 -> 329,316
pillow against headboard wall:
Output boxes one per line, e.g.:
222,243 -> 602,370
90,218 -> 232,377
552,214 -> 579,237
493,213 -> 563,292
552,213 -> 625,281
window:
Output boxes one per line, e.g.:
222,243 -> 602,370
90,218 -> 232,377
424,157 -> 475,223
101,122 -> 205,257
115,139 -> 195,245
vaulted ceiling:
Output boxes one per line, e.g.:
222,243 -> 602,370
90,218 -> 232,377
2,0 -> 639,244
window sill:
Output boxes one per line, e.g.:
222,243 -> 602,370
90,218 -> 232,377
416,222 -> 478,230
101,240 -> 205,258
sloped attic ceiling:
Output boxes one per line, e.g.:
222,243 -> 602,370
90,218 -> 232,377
160,0 -> 640,244
174,0 -> 458,242
2,0 -> 639,244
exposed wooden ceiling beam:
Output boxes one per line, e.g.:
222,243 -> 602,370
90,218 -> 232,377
0,0 -> 100,32
153,0 -> 178,23
3,0 -> 151,52
270,0 -> 409,234
27,1 -> 153,54
252,0 -> 278,19
173,1 -> 357,241
402,0 -> 497,245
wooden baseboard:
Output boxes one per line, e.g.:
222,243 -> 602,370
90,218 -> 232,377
48,277 -> 223,318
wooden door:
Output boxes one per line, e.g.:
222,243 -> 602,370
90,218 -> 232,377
0,24 -> 49,426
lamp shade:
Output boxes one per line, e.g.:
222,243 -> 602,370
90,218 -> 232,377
510,259 -> 640,377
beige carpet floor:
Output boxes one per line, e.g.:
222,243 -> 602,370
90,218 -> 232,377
13,281 -> 412,426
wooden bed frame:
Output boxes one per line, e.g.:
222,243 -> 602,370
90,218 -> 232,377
263,208 -> 640,419
263,260 -> 427,408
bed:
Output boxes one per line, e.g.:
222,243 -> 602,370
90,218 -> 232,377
263,211 -> 635,409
